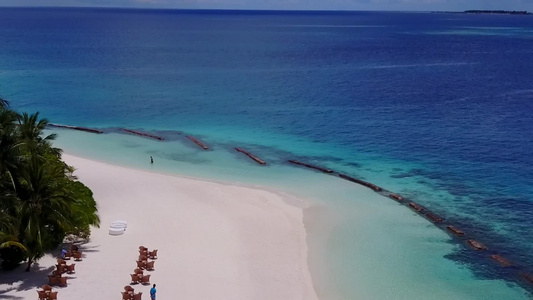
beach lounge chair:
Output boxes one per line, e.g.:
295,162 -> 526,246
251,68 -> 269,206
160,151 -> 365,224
145,261 -> 155,271
138,255 -> 148,261
134,268 -> 143,275
122,291 -> 133,300
141,274 -> 151,285
58,276 -> 67,287
124,285 -> 134,294
56,264 -> 66,274
148,249 -> 158,259
49,291 -> 58,300
130,274 -> 140,284
48,275 -> 60,286
139,246 -> 147,254
73,251 -> 83,261
37,290 -> 48,300
42,285 -> 52,293
66,263 -> 75,274
132,292 -> 142,300
63,250 -> 72,260
136,260 -> 146,269
57,258 -> 66,265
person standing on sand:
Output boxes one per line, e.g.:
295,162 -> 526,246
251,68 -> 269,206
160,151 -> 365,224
150,284 -> 156,300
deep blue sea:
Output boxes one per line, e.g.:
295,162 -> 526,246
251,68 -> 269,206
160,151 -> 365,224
1,8 -> 532,299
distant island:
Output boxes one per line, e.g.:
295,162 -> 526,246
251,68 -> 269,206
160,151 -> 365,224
433,10 -> 531,15
464,10 -> 531,15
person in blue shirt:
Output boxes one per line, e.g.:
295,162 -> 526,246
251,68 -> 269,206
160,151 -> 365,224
150,284 -> 156,300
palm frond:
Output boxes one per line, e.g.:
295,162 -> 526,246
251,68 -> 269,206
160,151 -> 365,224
0,240 -> 28,252
0,97 -> 8,109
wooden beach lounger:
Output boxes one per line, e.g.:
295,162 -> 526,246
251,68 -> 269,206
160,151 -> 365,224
73,251 -> 83,261
141,274 -> 151,285
48,291 -> 58,300
130,274 -> 141,284
37,290 -> 48,300
58,276 -> 67,287
41,285 -> 52,293
48,275 -> 60,285
136,260 -> 146,269
124,285 -> 135,294
122,291 -> 133,300
66,263 -> 75,274
134,268 -> 144,275
148,249 -> 158,259
55,264 -> 66,274
145,260 -> 155,271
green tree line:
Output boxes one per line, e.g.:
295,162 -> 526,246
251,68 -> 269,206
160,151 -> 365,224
0,98 -> 100,271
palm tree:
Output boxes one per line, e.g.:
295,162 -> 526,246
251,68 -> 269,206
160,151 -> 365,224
0,189 -> 17,233
0,105 -> 99,271
0,97 -> 8,109
0,105 -> 27,268
18,112 -> 61,158
15,113 -> 99,270
0,108 -> 22,192
17,155 -> 73,270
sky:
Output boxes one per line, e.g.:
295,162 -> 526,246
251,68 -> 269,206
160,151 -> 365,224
0,0 -> 532,12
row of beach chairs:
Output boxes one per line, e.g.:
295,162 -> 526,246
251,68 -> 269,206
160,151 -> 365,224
37,285 -> 57,300
121,246 -> 158,300
38,245 -> 84,299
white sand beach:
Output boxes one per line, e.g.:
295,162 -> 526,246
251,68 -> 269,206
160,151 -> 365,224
0,154 -> 318,300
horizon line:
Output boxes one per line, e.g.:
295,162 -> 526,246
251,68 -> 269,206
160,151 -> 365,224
0,6 -> 479,13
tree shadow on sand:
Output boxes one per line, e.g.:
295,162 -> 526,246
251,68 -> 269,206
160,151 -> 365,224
0,243 -> 101,299
0,263 -> 54,299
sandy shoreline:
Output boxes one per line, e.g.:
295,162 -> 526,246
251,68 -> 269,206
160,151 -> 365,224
0,154 -> 318,300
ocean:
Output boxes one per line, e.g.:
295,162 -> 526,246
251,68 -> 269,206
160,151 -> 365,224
1,7 -> 532,299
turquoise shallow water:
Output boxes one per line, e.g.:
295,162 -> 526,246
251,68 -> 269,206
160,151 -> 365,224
2,8 -> 533,299
51,129 -> 531,299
